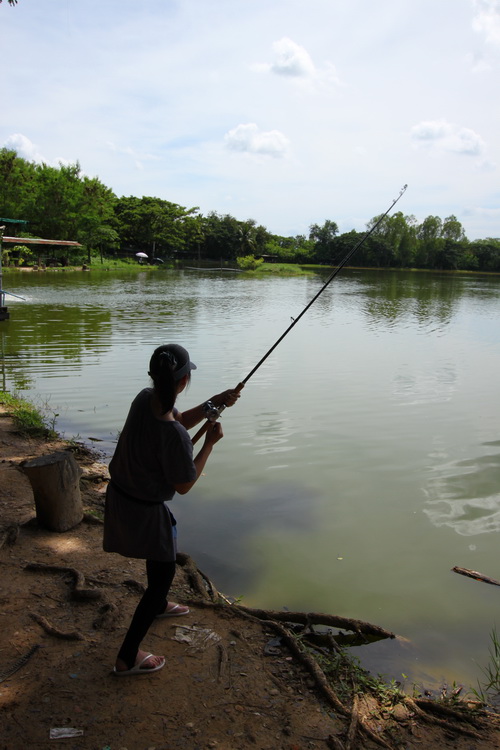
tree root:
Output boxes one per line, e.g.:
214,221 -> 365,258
233,607 -> 394,749
179,554 -> 394,749
413,697 -> 484,728
30,612 -> 84,640
176,552 -> 223,601
92,601 -> 120,630
216,641 -> 229,684
122,578 -> 146,594
345,693 -> 359,749
0,523 -> 19,549
178,552 -> 494,750
235,603 -> 395,641
326,734 -> 346,750
25,562 -> 102,601
403,697 -> 483,739
0,644 -> 40,683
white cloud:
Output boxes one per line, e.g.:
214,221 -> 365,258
3,133 -> 45,163
270,37 -> 316,77
472,0 -> 500,44
3,133 -> 83,172
224,123 -> 290,158
252,37 -> 342,89
410,120 -> 486,156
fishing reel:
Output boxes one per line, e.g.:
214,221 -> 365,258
202,400 -> 226,422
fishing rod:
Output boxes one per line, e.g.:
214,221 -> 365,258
3,291 -> 26,300
192,184 -> 408,444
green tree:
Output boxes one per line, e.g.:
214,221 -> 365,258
266,234 -> 315,263
309,220 -> 339,263
0,148 -> 35,219
183,214 -> 205,260
469,239 -> 500,272
434,239 -> 462,270
28,161 -> 83,239
201,212 -> 241,260
415,215 -> 443,268
114,196 -> 198,259
441,215 -> 465,242
77,176 -> 118,261
254,224 -> 271,255
366,211 -> 416,267
238,220 -> 257,255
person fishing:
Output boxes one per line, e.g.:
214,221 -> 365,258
103,343 -> 240,675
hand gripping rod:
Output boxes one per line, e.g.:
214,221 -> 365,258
192,184 -> 408,444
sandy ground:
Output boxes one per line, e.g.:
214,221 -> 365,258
1,406 -> 500,750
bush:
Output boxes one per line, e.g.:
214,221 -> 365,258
236,255 -> 264,271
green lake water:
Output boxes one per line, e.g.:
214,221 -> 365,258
2,267 -> 500,692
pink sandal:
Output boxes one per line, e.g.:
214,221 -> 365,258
113,653 -> 165,676
156,602 -> 190,619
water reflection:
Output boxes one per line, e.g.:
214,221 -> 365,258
424,441 -> 500,535
355,271 -> 465,330
392,363 -> 458,406
254,411 -> 296,457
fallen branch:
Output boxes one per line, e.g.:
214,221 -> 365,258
234,604 -> 395,641
452,566 -> 500,587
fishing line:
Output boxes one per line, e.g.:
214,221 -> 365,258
193,184 -> 408,443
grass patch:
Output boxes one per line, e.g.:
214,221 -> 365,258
256,262 -> 315,276
0,391 -> 58,438
89,258 -> 175,271
471,627 -> 500,704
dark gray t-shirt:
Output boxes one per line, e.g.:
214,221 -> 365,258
103,388 -> 197,561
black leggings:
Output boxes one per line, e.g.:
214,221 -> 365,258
117,559 -> 176,669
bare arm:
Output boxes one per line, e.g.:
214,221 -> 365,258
173,422 -> 223,495
176,388 -> 240,431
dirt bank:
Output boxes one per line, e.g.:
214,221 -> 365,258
1,406 -> 499,750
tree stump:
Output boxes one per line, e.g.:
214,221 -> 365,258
22,451 -> 83,532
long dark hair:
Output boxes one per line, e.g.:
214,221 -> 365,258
148,344 -> 193,414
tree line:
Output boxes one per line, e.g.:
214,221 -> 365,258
1,147 -> 499,272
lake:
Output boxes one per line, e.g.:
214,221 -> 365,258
2,266 -> 500,693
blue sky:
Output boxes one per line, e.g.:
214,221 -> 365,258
1,0 -> 499,240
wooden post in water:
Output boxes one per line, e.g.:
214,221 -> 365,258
22,452 -> 83,531
0,225 -> 9,321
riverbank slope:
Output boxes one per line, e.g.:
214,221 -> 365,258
1,406 -> 499,750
